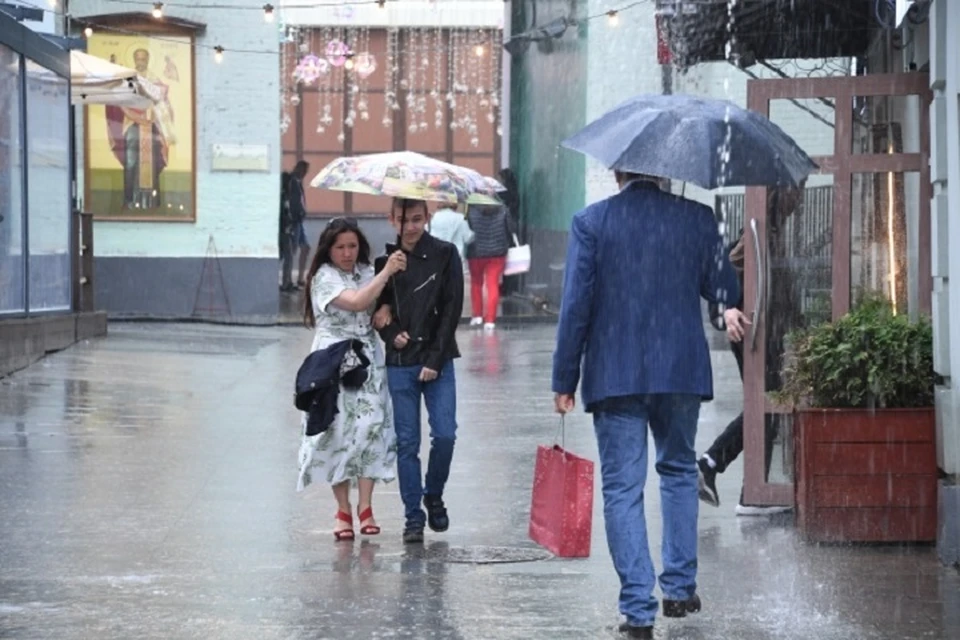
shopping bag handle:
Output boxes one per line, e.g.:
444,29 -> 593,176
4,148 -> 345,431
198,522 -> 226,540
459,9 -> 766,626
554,416 -> 566,451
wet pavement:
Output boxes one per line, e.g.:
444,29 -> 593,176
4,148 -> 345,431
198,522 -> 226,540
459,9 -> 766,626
1,323 -> 958,639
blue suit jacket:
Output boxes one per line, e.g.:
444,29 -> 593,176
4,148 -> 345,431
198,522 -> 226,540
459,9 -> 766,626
552,181 -> 740,408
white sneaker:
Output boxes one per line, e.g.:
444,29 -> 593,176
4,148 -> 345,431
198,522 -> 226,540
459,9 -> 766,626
735,503 -> 793,517
483,322 -> 496,331
469,317 -> 483,327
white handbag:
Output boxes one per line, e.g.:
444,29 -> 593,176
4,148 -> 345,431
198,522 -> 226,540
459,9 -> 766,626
504,233 -> 531,276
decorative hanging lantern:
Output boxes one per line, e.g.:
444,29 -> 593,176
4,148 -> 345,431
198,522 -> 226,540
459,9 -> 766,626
354,52 -> 377,79
325,39 -> 350,67
293,54 -> 328,85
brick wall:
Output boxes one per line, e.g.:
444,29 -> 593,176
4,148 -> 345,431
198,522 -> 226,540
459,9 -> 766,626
73,0 -> 281,259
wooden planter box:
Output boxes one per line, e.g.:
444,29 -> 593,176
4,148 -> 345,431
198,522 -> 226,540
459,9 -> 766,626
794,408 -> 937,543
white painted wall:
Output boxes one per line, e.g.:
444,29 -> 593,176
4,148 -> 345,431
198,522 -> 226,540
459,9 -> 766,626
73,0 -> 281,259
929,0 -> 960,477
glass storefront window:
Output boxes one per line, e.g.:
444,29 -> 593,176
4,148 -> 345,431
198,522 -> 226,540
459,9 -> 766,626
25,58 -> 71,312
0,44 -> 25,314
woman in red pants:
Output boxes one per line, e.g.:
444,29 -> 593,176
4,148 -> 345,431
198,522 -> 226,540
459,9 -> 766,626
465,204 -> 514,330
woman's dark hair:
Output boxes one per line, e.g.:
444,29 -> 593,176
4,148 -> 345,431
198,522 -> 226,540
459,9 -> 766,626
303,218 -> 371,328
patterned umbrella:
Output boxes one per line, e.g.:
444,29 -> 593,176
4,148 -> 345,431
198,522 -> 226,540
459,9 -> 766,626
309,151 -> 503,205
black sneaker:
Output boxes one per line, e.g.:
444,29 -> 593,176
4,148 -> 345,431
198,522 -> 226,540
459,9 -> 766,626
697,458 -> 720,507
662,593 -> 702,618
423,494 -> 449,532
617,623 -> 653,639
402,525 -> 424,544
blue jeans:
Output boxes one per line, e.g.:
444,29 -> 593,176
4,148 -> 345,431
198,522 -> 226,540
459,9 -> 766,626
387,360 -> 457,527
593,394 -> 701,627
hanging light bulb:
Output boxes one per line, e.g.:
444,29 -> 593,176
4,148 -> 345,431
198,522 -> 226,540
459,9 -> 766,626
83,26 -> 93,38
214,46 -> 224,64
344,58 -> 355,71
152,3 -> 164,19
263,4 -> 275,23
606,10 -> 619,27
474,44 -> 485,57
376,0 -> 386,8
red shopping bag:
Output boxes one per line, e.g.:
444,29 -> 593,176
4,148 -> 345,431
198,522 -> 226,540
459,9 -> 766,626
528,430 -> 594,558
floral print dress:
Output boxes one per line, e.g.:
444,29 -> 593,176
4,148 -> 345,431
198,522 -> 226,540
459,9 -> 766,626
297,263 -> 397,491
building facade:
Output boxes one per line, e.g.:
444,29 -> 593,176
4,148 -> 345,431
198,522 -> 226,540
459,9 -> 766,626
278,1 -> 504,252
70,0 -> 281,319
924,0 -> 960,565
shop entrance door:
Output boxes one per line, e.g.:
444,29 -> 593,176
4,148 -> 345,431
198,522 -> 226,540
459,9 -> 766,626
741,73 -> 931,506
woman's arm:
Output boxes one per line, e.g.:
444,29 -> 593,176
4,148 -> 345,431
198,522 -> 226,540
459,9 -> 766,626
330,251 -> 406,312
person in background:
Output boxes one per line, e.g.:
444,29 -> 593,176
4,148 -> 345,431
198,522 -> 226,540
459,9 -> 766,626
466,204 -> 513,331
699,185 -> 804,516
287,160 -> 312,289
496,168 -> 522,298
279,171 -> 296,292
552,171 -> 738,640
427,203 -> 474,265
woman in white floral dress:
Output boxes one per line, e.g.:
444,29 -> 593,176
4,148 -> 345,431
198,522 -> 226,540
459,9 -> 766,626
297,218 -> 407,541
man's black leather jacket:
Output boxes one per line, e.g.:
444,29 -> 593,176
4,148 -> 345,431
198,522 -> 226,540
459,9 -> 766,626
375,233 -> 464,370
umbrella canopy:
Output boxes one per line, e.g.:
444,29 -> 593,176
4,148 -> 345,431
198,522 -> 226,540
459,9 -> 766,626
561,93 -> 818,189
310,151 -> 504,205
69,50 -> 153,108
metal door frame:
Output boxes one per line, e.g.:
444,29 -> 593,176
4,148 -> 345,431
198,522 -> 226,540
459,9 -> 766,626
742,73 -> 932,506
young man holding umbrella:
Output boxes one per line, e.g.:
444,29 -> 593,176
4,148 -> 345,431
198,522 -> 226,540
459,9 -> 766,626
374,198 -> 464,544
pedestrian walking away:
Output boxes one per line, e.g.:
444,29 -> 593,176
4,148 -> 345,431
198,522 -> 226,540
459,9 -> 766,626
296,217 -> 407,542
552,173 -> 739,639
427,203 -> 474,266
466,203 -> 514,330
372,198 -> 465,545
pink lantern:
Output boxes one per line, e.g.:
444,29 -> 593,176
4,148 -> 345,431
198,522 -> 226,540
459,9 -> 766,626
325,40 -> 350,67
354,52 -> 377,79
293,54 -> 328,85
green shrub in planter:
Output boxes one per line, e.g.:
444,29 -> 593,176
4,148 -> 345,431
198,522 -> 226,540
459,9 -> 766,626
777,295 -> 936,409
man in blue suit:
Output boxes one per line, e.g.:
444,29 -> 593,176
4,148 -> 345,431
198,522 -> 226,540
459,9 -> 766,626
553,172 -> 739,639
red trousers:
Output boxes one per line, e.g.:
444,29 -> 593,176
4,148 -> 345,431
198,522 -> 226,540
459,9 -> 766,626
468,256 -> 506,323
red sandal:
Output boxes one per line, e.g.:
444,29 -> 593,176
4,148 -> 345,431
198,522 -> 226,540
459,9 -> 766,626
333,510 -> 355,542
357,506 -> 381,536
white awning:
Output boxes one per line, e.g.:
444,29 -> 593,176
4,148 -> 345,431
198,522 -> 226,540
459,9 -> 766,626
69,50 -> 154,108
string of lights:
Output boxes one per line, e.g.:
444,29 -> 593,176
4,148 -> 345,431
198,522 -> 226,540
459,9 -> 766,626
97,0 -> 390,11
18,0 -> 883,63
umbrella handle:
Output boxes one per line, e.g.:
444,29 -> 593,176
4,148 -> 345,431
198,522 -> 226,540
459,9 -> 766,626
749,218 -> 764,352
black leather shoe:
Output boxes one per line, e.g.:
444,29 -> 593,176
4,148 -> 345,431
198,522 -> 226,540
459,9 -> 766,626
617,623 -> 653,639
423,494 -> 449,532
697,458 -> 720,507
402,525 -> 424,544
663,593 -> 702,618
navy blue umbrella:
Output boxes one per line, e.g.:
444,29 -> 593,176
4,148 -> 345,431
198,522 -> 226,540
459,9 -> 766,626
561,94 -> 818,189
